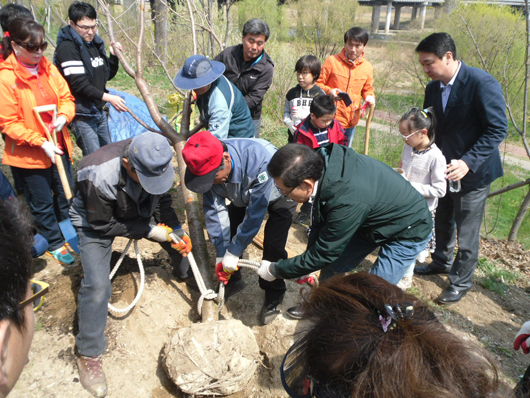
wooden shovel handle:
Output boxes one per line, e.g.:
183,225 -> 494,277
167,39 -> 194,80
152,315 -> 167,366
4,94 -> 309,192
364,105 -> 375,156
33,107 -> 72,200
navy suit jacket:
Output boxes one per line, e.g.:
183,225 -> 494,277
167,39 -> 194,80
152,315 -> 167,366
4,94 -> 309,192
423,61 -> 507,192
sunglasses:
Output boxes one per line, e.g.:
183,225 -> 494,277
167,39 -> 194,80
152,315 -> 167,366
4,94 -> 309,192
19,279 -> 50,312
16,41 -> 48,53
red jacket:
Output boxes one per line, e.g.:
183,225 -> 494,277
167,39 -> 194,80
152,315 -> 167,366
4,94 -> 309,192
316,50 -> 374,129
0,53 -> 75,169
293,117 -> 347,149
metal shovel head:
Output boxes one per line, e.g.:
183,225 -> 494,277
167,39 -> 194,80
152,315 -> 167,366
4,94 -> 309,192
59,218 -> 79,253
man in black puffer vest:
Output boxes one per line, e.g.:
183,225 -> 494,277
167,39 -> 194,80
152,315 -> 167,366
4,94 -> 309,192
54,1 -> 127,156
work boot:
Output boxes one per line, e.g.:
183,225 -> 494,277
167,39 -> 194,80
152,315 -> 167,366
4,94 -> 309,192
77,354 -> 107,397
259,293 -> 285,325
46,245 -> 75,265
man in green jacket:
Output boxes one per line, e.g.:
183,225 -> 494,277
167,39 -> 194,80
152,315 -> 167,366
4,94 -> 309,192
257,144 -> 432,317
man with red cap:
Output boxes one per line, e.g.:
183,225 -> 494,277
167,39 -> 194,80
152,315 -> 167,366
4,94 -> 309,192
182,131 -> 296,325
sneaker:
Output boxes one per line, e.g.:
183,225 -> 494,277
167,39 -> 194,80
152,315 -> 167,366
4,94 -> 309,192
259,293 -> 285,325
46,245 -> 75,265
293,211 -> 310,225
397,275 -> 413,291
77,354 -> 107,397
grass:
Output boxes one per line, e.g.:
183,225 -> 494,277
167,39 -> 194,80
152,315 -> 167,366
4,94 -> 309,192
482,163 -> 530,249
475,257 -> 521,296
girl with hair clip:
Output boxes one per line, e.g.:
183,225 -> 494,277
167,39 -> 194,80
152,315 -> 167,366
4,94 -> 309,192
0,18 -> 75,265
396,107 -> 446,289
281,272 -> 509,398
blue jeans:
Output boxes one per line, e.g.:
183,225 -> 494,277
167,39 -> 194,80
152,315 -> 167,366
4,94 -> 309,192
320,232 -> 432,285
12,154 -> 73,251
253,118 -> 261,138
344,126 -> 356,147
75,226 -> 191,356
72,110 -> 111,156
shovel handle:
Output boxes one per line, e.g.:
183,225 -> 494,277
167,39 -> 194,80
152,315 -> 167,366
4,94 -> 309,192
364,105 -> 375,156
33,107 -> 72,200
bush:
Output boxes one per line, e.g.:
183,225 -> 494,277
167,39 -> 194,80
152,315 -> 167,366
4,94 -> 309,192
290,0 -> 361,59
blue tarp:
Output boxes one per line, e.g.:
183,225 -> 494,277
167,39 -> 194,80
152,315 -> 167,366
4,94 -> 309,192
107,88 -> 164,142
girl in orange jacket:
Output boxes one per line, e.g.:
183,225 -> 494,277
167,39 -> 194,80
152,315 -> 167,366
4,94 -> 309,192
0,19 -> 76,265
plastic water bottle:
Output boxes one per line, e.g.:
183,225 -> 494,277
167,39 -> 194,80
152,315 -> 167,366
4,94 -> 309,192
449,159 -> 461,193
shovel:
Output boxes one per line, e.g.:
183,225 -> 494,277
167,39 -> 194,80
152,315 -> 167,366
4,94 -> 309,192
33,105 -> 79,253
364,104 -> 375,156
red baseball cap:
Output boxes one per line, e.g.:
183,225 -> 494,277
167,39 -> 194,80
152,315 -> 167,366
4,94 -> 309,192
182,131 -> 223,193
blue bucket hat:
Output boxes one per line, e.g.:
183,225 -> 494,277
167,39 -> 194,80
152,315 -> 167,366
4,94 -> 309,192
173,55 -> 226,90
128,132 -> 175,195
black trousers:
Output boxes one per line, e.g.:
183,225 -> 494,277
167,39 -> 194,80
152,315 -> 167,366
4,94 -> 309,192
226,196 -> 296,301
432,184 -> 490,290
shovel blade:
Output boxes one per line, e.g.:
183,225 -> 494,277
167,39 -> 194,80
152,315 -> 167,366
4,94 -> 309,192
59,219 -> 79,254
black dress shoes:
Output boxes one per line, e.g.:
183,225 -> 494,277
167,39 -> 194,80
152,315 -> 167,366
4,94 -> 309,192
286,304 -> 305,320
414,264 -> 449,276
436,288 -> 468,304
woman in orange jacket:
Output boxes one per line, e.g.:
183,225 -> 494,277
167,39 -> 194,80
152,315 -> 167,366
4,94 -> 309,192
0,19 -> 76,265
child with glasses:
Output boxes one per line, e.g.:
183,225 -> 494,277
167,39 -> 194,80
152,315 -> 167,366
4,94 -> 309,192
283,55 -> 325,143
397,107 -> 446,289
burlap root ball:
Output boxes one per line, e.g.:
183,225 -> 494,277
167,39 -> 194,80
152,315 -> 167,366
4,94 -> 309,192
163,319 -> 260,396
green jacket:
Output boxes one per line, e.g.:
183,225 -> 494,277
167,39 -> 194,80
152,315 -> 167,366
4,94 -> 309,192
275,144 -> 432,279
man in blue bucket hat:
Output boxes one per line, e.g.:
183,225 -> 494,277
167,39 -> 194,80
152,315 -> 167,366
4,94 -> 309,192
174,55 -> 254,139
69,132 -> 193,397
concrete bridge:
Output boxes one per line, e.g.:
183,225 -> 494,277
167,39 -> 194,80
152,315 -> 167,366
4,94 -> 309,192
359,0 -> 526,34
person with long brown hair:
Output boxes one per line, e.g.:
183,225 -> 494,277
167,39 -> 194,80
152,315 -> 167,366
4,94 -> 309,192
281,272 -> 509,398
0,18 -> 75,265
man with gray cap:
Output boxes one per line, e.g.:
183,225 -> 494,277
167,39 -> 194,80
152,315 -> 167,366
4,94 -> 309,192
69,132 -> 193,397
174,54 -> 254,140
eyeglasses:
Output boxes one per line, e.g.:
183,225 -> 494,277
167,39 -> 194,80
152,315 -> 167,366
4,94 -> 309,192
19,280 -> 49,312
75,22 -> 99,31
276,184 -> 296,198
400,129 -> 423,141
296,71 -> 311,77
16,41 -> 48,53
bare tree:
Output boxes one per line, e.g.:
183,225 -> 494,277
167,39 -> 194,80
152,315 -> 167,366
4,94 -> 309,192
96,0 -> 217,321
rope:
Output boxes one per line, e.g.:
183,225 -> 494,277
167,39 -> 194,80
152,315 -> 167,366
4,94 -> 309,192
169,234 -> 262,315
108,239 -> 145,314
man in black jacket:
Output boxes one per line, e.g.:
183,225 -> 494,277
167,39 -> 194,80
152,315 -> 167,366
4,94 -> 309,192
69,133 -> 193,397
414,33 -> 507,304
55,1 -> 127,156
214,18 -> 274,138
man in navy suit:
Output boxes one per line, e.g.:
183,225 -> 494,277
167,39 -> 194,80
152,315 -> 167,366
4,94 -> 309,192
414,32 -> 507,304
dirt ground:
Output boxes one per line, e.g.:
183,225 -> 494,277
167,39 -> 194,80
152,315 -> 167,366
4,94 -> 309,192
8,180 -> 530,397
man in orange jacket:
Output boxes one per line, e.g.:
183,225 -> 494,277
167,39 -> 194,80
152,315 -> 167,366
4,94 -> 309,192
316,27 -> 375,147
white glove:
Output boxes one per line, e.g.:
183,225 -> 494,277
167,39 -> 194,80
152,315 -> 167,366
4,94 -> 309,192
291,105 -> 307,120
216,257 -> 223,266
147,224 -> 172,242
365,95 -> 376,107
257,260 -> 276,282
41,140 -> 63,164
514,321 -> 530,354
53,116 -> 67,132
222,251 -> 240,272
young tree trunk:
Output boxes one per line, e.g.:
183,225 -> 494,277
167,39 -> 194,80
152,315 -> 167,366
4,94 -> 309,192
509,188 -> 530,243
153,0 -> 168,65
